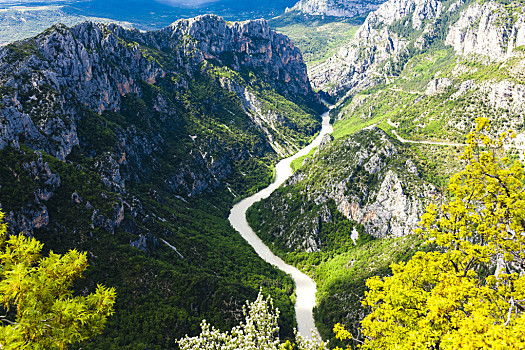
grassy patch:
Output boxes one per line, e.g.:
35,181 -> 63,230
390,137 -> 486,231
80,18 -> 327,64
269,13 -> 360,65
290,146 -> 318,173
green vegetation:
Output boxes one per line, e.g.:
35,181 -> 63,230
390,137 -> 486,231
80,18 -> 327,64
290,147 -> 318,173
356,119 -> 525,349
269,12 -> 360,66
313,235 -> 427,347
248,194 -> 428,346
333,45 -> 525,144
412,144 -> 464,189
0,211 -> 115,349
0,134 -> 297,350
331,0 -> 525,146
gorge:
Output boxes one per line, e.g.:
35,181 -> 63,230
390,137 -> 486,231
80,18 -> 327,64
1,0 -> 525,348
229,106 -> 333,337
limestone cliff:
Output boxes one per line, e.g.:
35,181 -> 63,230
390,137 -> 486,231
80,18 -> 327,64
290,0 -> 385,18
308,0 -> 443,96
446,1 -> 525,60
248,128 -> 436,252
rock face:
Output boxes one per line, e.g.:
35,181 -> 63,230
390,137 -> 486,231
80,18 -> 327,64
0,15 -> 322,203
249,128 -> 437,252
0,15 -> 325,238
291,0 -> 386,18
163,16 -> 319,101
426,77 -> 453,95
446,2 -> 525,60
308,0 -> 443,96
308,0 -> 525,98
4,151 -> 59,236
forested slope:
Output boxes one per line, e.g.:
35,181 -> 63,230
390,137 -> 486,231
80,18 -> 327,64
249,0 -> 525,345
0,16 -> 324,349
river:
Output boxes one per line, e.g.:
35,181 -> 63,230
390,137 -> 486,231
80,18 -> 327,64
228,107 -> 333,338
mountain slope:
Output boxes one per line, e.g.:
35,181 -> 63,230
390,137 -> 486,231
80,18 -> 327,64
328,0 -> 525,144
246,128 -> 436,342
290,0 -> 386,18
0,16 -> 323,348
308,0 -> 448,97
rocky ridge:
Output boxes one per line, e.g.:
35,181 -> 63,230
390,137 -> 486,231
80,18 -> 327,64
248,127 -> 436,253
308,0 -> 444,96
290,0 -> 386,18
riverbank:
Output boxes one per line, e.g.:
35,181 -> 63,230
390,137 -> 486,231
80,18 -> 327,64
228,107 -> 333,338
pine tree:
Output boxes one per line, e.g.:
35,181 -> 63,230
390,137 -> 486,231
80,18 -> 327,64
0,210 -> 116,349
359,118 -> 525,349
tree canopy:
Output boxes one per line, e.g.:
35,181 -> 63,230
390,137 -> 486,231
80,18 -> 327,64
358,118 -> 525,349
178,290 -> 327,350
0,210 -> 116,349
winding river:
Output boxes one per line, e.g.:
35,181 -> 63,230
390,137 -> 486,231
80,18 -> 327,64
228,108 -> 333,338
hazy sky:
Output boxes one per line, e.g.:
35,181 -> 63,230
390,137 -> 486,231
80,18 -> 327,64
155,0 -> 219,7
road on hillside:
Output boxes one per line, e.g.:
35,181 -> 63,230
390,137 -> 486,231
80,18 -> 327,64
387,119 -> 466,147
228,107 -> 333,339
392,130 -> 466,147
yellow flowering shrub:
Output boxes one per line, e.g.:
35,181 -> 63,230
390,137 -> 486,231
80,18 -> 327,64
358,118 -> 525,349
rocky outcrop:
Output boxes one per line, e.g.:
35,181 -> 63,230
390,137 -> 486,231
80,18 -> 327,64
319,128 -> 436,238
308,0 -> 442,96
306,0 -> 525,99
0,15 -> 322,199
218,76 -> 302,156
291,0 -> 385,18
249,128 -> 437,252
336,170 -> 434,237
0,15 -> 317,348
446,2 -> 525,60
3,151 -> 59,235
426,77 -> 452,95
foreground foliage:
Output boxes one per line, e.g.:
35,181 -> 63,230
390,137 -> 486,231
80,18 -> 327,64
359,118 -> 525,349
178,291 -> 327,350
0,211 -> 116,350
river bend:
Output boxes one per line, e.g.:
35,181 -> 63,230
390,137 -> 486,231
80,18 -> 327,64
228,109 -> 333,338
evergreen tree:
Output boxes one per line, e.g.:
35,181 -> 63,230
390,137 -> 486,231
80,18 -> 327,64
0,210 -> 116,349
357,118 -> 525,349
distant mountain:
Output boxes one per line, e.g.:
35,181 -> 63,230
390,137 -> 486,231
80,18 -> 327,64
289,0 -> 386,18
0,15 -> 323,348
0,5 -> 134,46
0,0 -> 298,45
70,0 -> 299,25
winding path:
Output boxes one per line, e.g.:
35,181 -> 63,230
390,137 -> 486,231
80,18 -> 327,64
391,130 -> 466,147
228,108 -> 333,338
387,119 -> 466,147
